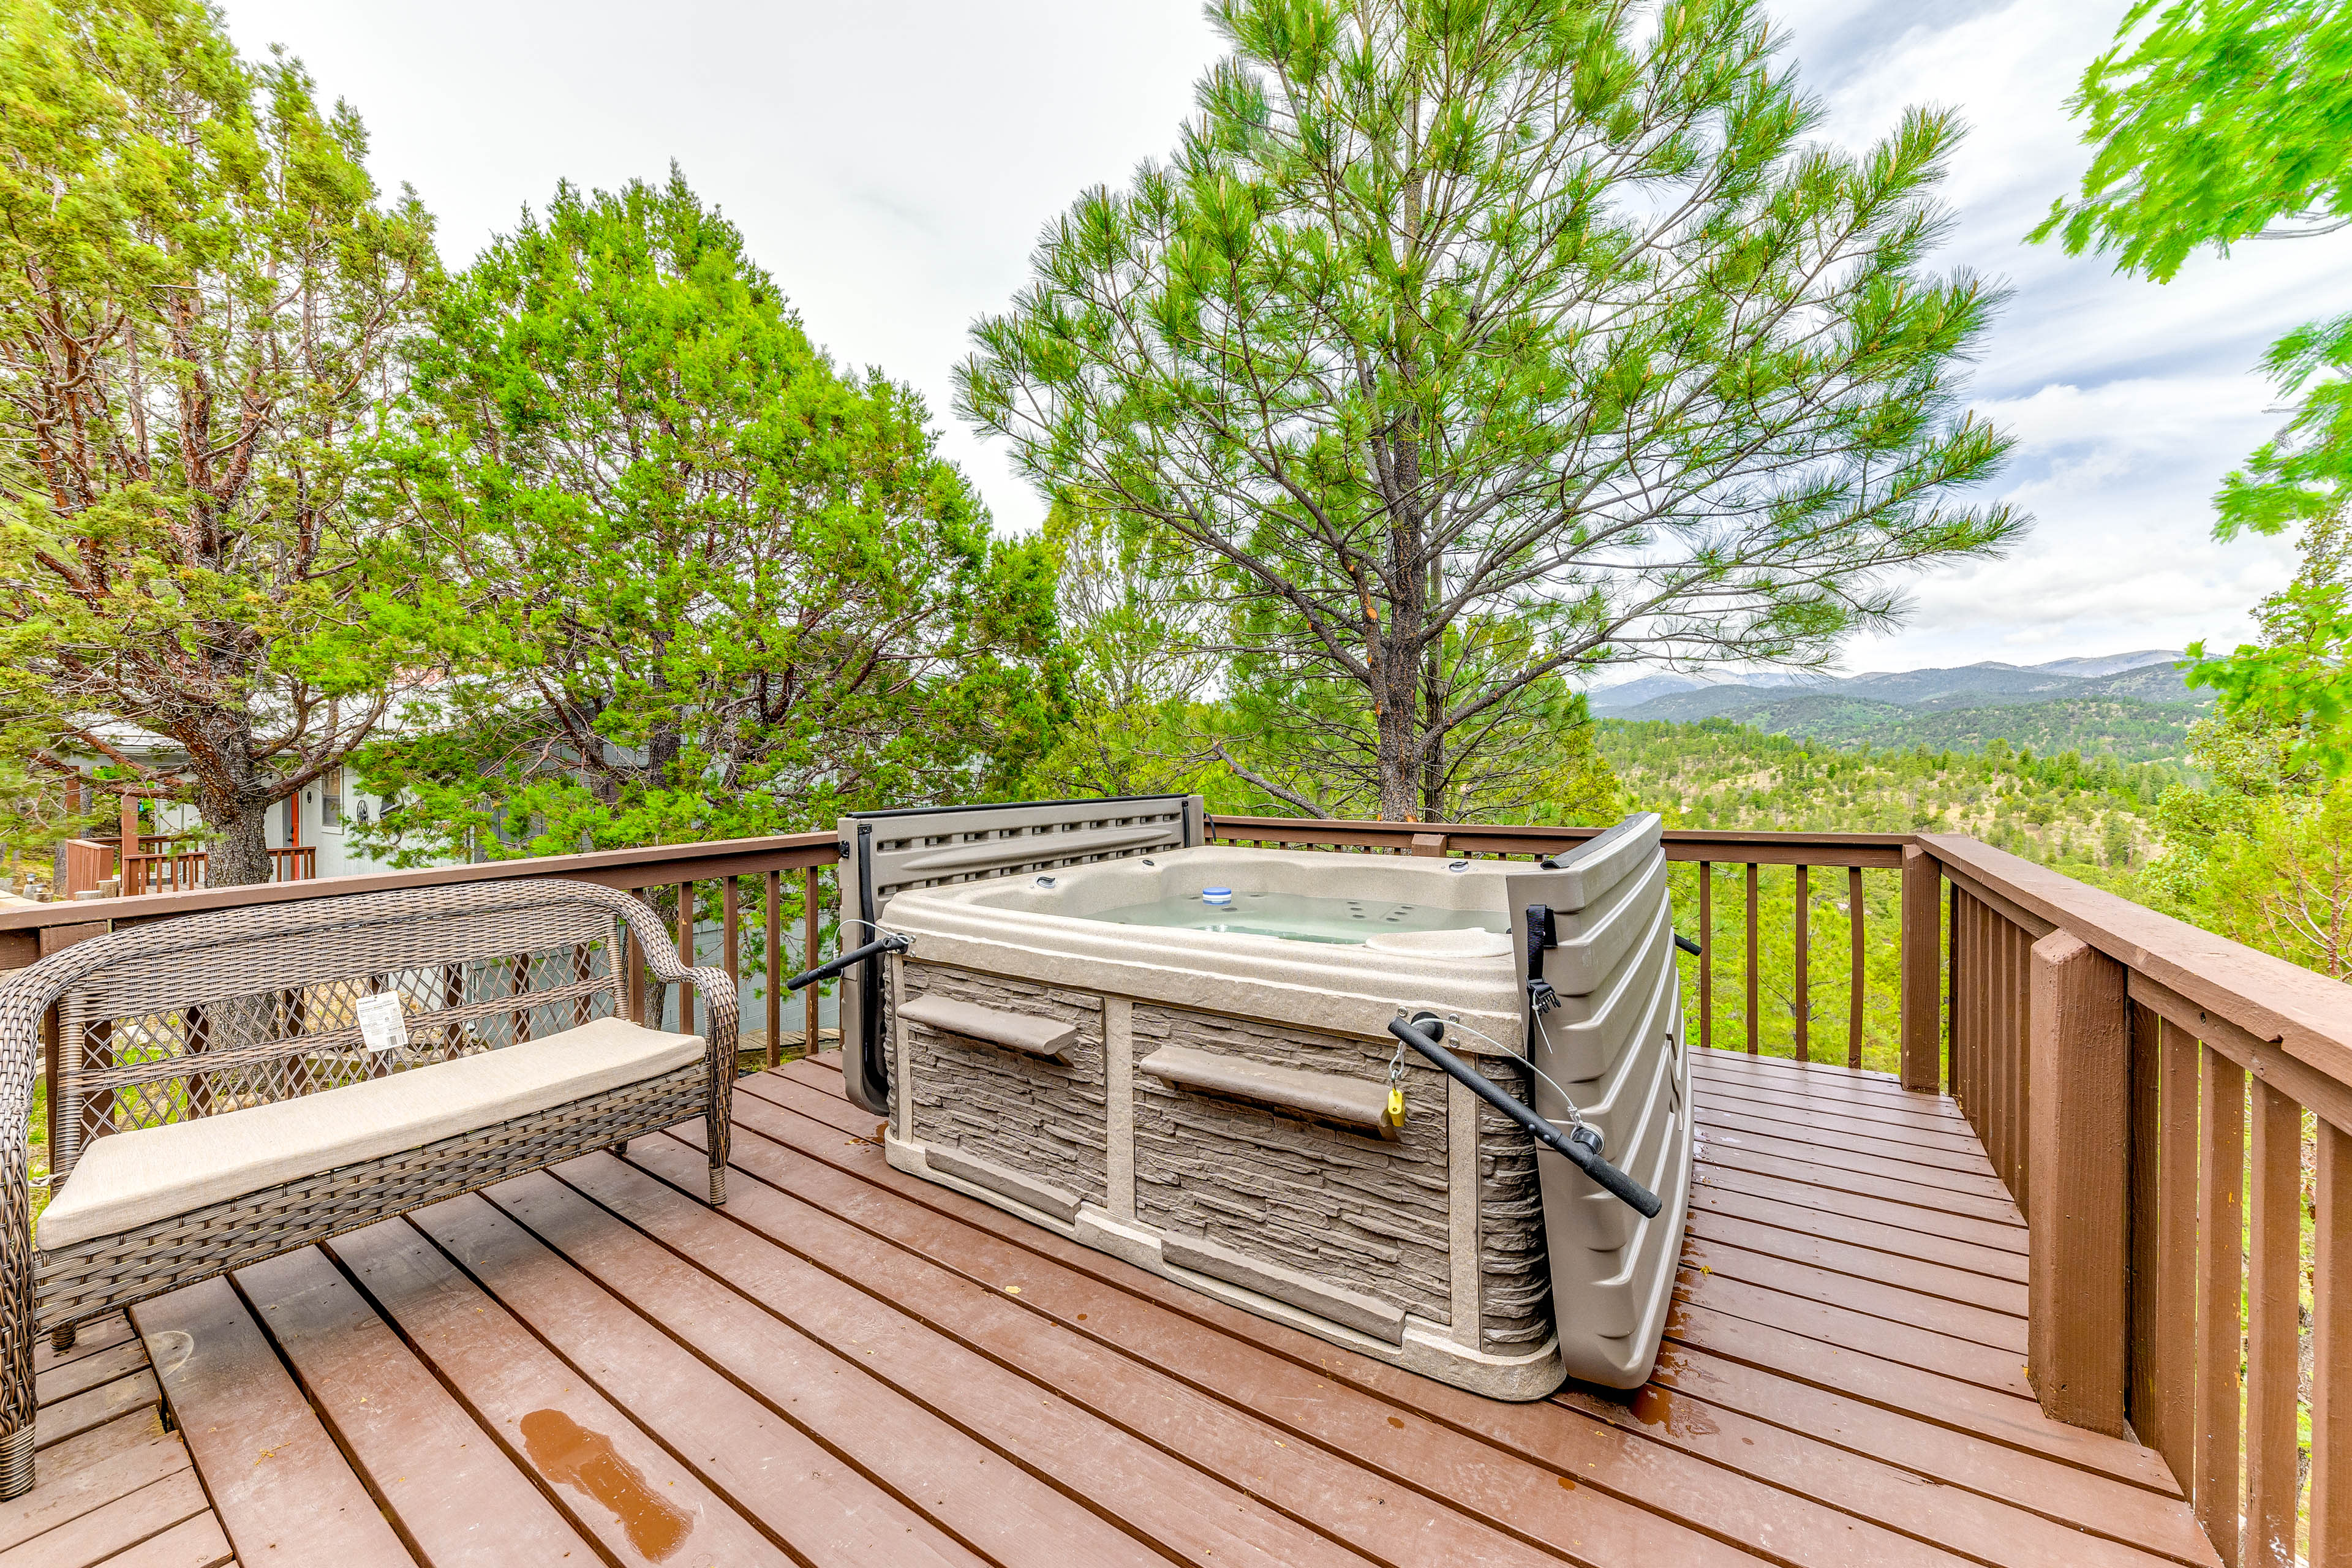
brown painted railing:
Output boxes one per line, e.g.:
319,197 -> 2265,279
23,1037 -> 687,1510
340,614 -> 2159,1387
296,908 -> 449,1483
1923,833 -> 2351,1567
1203,815 -> 1942,1085
59,836 -> 317,896
57,840 -> 113,899
10,807 -> 2351,1562
119,843 -> 316,894
1,831 -> 845,1153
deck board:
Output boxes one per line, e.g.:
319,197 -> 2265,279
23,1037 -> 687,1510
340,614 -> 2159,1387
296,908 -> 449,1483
132,1278 -> 409,1567
1697,1101 -> 2003,1177
1694,1113 -> 2019,1197
0,1316 -> 228,1568
644,1121 -> 1662,1568
1684,1208 -> 2032,1314
235,1245 -> 598,1567
95,1514 -> 234,1568
516,1155 -> 1330,1568
409,1190 -> 991,1568
116,1044 -> 2217,1567
1679,1232 -> 2028,1351
328,1215 -> 790,1567
683,1103 -> 1803,1567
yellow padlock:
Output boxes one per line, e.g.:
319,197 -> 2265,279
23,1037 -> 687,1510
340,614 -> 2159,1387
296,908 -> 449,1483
1383,1085 -> 1407,1131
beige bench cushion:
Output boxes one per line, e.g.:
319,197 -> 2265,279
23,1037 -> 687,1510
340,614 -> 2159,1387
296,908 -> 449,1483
37,1016 -> 703,1252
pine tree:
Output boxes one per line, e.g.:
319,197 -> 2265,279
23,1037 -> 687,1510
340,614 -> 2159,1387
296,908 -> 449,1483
960,0 -> 2021,821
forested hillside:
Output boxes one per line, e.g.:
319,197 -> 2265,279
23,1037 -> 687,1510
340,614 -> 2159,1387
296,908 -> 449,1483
1598,717 -> 2179,869
1596,715 -> 2191,1069
1662,695 -> 2203,763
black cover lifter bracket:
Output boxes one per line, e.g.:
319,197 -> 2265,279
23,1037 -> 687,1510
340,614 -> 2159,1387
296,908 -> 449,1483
1386,1012 -> 1662,1218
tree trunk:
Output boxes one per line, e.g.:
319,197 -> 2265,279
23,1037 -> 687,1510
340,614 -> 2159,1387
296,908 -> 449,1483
206,805 -> 273,886
1374,627 -> 1423,821
176,715 -> 282,887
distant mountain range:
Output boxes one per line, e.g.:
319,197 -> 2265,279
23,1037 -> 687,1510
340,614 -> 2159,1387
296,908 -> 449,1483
1585,651 -> 2207,763
1588,650 -> 2195,720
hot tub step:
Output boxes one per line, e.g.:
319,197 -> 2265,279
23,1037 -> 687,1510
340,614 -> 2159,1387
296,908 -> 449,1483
924,1144 -> 1084,1223
1137,1045 -> 1393,1135
899,994 -> 1078,1060
1161,1231 -> 1407,1344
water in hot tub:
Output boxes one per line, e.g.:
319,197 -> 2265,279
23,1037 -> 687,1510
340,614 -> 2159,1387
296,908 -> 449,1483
1082,889 -> 1507,944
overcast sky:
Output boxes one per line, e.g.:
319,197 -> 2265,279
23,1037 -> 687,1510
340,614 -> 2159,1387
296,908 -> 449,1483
218,0 -> 2340,674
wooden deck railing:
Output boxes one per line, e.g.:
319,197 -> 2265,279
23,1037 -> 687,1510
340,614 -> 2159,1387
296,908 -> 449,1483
1922,832 -> 2352,1567
119,843 -> 316,894
56,839 -> 115,899
1,831 -> 845,1157
59,836 -> 317,896
8,807 -> 2351,1563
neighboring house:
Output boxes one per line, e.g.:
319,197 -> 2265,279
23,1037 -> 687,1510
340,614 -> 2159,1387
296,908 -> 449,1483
266,764 -> 423,881
56,727 -> 456,894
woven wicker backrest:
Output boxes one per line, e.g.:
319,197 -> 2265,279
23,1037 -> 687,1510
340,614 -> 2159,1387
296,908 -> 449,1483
33,879 -> 664,1182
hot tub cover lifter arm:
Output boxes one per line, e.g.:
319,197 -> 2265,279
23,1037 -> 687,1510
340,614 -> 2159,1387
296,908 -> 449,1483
1386,1012 -> 1662,1219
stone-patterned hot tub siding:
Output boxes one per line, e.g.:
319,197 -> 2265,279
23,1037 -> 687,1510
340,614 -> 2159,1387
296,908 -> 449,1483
902,962 -> 1109,1207
1475,1056 -> 1552,1352
1131,1004 -> 1454,1329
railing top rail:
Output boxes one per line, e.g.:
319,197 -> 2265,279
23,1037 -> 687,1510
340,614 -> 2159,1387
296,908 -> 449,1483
1923,831 -> 2352,1088
0,829 -> 842,941
1205,813 -> 1912,846
17,807 -> 2343,1091
1204,814 -> 1913,865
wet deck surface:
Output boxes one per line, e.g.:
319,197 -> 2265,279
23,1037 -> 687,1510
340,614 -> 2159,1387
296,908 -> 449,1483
7,1048 -> 2220,1566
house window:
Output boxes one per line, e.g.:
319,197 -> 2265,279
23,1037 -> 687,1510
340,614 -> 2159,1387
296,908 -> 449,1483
322,769 -> 342,828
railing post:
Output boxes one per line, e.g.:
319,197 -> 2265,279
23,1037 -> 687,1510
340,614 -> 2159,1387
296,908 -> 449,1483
1899,845 -> 1941,1091
2025,929 -> 2130,1436
802,865 -> 821,1058
1696,863 -> 1711,1052
1792,864 -> 1809,1063
722,876 -> 741,1070
674,881 -> 695,1036
763,870 -> 783,1070
2315,1120 -> 2352,1564
1744,864 -> 1759,1055
1846,865 -> 1864,1069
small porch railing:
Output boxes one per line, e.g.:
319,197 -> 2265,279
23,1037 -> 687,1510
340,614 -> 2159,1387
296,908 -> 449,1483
117,842 -> 315,894
6,807 -> 2349,1564
58,837 -> 317,897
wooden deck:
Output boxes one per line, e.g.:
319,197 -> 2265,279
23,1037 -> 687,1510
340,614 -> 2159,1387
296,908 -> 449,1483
4,1048 -> 2221,1567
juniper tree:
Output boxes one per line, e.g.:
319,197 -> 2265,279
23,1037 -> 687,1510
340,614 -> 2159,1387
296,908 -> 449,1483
0,0 -> 436,881
959,0 -> 2021,821
355,173 -> 1060,866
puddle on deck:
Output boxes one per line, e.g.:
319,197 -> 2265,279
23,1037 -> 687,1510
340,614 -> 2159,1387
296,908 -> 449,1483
521,1407 -> 693,1561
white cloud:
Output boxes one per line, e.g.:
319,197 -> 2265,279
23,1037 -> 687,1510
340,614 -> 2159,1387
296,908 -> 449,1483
1770,0 -> 2334,669
1833,374 -> 2299,669
217,0 -> 1221,533
218,0 -> 2335,674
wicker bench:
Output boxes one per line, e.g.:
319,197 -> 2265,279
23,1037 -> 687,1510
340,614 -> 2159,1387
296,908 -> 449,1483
0,878 -> 736,1499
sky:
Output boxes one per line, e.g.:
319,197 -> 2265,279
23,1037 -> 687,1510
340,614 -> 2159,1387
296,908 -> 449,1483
216,0 -> 2340,676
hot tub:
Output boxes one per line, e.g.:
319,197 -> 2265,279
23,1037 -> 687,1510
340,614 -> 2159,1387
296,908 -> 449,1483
832,797 -> 1691,1398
